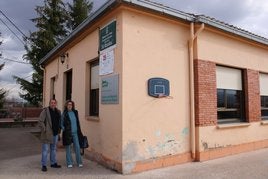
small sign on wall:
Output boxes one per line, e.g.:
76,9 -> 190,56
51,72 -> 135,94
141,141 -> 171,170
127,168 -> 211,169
101,74 -> 119,104
99,20 -> 116,51
99,49 -> 114,75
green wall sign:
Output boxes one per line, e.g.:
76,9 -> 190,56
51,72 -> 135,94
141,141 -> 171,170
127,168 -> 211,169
101,74 -> 119,104
99,20 -> 116,51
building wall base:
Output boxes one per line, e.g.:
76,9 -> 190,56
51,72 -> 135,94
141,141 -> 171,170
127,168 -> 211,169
84,140 -> 268,174
196,139 -> 268,161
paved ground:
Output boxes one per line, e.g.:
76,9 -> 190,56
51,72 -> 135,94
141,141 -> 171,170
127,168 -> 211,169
1,127 -> 268,179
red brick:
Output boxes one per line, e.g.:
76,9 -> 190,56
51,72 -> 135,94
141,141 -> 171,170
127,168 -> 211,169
244,69 -> 261,122
194,59 -> 217,127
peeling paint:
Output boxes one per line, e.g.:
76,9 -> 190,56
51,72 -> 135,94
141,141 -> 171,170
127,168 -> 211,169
122,141 -> 144,174
202,141 -> 208,150
123,141 -> 143,161
123,162 -> 136,174
155,130 -> 161,137
181,127 -> 189,136
146,146 -> 156,157
146,133 -> 181,158
202,141 -> 231,150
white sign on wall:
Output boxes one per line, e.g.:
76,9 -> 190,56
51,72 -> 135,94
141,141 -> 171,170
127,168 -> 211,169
99,49 -> 114,75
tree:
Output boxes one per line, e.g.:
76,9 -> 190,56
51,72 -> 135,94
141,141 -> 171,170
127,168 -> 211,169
67,0 -> 93,30
14,0 -> 93,106
14,0 -> 68,106
0,32 -> 2,57
0,63 -> 7,109
0,88 -> 7,109
0,33 -> 7,109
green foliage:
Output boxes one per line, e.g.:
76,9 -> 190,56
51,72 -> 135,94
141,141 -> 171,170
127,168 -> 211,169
0,89 -> 7,109
0,63 -> 7,109
0,63 -> 4,71
15,0 -> 93,106
67,0 -> 93,30
0,32 -> 2,46
14,0 -> 68,106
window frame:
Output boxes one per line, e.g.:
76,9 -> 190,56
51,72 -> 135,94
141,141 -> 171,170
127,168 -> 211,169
89,60 -> 99,117
50,77 -> 56,100
217,88 -> 245,124
216,66 -> 245,124
65,70 -> 72,101
259,73 -> 268,120
261,96 -> 268,120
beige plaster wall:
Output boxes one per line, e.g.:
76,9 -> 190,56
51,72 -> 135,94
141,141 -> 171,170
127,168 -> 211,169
44,12 -> 123,163
197,123 -> 268,152
121,9 -> 191,168
196,28 -> 268,152
44,58 -> 60,106
198,29 -> 268,71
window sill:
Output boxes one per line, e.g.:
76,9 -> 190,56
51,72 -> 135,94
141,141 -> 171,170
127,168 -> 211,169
261,120 -> 268,125
217,122 -> 250,129
86,116 -> 100,122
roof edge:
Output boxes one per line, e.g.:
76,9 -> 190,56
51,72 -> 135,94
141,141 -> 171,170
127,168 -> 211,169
40,0 -> 268,66
123,0 -> 195,21
196,15 -> 268,46
39,0 -> 196,65
39,0 -> 119,65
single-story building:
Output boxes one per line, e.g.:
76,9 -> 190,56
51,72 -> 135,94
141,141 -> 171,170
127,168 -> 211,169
40,0 -> 268,174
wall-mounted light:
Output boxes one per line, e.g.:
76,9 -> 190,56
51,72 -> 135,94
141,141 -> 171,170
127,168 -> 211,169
60,52 -> 68,64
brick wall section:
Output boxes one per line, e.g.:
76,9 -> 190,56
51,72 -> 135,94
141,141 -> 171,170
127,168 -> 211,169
9,107 -> 42,118
244,69 -> 261,122
194,59 -> 217,126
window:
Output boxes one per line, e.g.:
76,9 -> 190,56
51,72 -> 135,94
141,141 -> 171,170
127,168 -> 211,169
260,73 -> 268,120
65,70 -> 72,101
90,61 -> 99,116
50,77 -> 56,100
216,66 -> 245,124
261,96 -> 268,119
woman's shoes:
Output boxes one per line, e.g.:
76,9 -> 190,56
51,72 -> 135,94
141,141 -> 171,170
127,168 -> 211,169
67,164 -> 83,168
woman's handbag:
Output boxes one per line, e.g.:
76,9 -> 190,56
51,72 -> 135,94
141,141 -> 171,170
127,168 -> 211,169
80,135 -> 89,155
81,136 -> 89,148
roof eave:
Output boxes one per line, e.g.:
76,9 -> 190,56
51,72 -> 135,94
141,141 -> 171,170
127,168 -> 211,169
196,15 -> 268,46
39,0 -> 120,65
39,0 -> 195,66
123,0 -> 195,22
40,0 -> 268,66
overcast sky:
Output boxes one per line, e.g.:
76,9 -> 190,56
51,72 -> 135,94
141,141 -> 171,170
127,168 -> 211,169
0,0 -> 268,100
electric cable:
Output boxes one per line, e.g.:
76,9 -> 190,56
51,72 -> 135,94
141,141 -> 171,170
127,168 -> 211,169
0,10 -> 28,40
0,56 -> 30,65
0,17 -> 25,46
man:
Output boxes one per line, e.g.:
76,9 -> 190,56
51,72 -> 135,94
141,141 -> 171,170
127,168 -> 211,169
38,99 -> 61,172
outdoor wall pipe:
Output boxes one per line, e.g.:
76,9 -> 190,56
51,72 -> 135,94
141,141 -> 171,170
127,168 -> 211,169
189,22 -> 204,160
39,65 -> 46,106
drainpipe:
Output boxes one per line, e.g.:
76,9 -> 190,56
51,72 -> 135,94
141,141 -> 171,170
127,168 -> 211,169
40,65 -> 46,107
189,22 -> 204,160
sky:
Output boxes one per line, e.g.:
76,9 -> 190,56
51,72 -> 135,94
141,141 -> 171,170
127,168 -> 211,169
0,0 -> 268,100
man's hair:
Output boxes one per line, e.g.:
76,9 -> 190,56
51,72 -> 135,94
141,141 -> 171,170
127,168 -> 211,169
49,99 -> 57,103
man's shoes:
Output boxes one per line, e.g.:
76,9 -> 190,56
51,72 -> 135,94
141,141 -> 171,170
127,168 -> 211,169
78,164 -> 83,168
41,166 -> 47,172
51,163 -> 61,168
67,164 -> 73,168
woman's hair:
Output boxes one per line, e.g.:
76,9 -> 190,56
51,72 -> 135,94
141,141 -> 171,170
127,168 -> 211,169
64,100 -> 75,111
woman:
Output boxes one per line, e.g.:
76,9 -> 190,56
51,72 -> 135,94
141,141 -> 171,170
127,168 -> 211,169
61,100 -> 83,168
